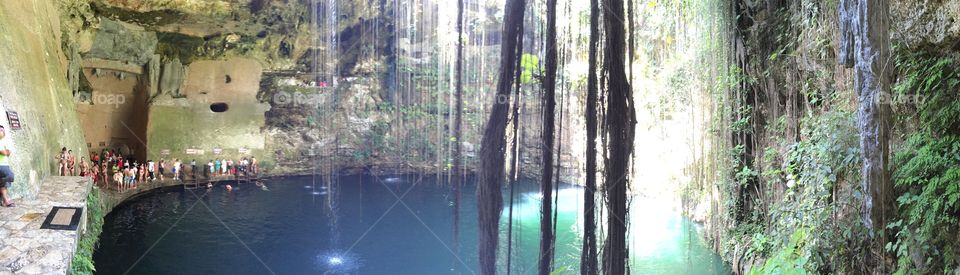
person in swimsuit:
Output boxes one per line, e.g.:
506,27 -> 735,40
79,157 -> 88,177
67,150 -> 76,176
139,163 -> 147,183
158,159 -> 165,181
56,148 -> 67,176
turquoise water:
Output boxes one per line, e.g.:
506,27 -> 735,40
94,174 -> 728,274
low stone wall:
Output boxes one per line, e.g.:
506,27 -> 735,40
98,174 -> 255,215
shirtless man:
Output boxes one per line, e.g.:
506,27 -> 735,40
158,159 -> 165,181
67,150 -> 76,176
251,157 -> 258,175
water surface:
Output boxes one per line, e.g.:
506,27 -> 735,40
93,174 -> 728,274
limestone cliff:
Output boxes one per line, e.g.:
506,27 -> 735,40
0,0 -> 91,199
12,0 -> 584,182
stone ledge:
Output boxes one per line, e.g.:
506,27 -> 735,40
0,177 -> 91,275
80,58 -> 144,74
99,173 -> 252,215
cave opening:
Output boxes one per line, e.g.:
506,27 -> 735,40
210,102 -> 229,112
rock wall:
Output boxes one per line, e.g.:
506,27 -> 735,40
0,0 -> 90,199
147,58 -> 269,166
43,0 -> 585,182
686,0 -> 960,272
75,67 -> 151,159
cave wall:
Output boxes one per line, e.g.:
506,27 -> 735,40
75,67 -> 150,159
146,58 -> 269,165
46,0 -> 584,180
685,0 -> 960,272
0,0 -> 90,199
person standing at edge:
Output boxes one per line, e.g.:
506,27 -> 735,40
56,147 -> 67,176
251,157 -> 258,175
0,126 -> 15,207
67,150 -> 76,176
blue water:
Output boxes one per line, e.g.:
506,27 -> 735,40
93,174 -> 728,274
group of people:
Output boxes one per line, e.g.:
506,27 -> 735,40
55,147 -> 79,176
0,130 -> 265,206
69,148 -> 260,191
193,158 -> 259,178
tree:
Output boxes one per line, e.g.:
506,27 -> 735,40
452,0 -> 465,266
537,0 -> 559,273
580,0 -> 601,273
506,2 -> 528,273
601,0 -> 637,273
477,0 -> 526,273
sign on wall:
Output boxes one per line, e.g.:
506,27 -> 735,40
6,111 -> 21,130
238,148 -> 248,154
160,149 -> 170,155
213,148 -> 222,155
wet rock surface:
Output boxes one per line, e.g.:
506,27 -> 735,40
83,18 -> 158,65
892,0 -> 960,48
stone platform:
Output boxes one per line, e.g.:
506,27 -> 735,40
0,177 -> 91,275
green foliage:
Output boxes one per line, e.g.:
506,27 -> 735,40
748,229 -> 810,275
887,51 -> 960,273
893,51 -> 960,134
746,110 -> 864,273
520,53 -> 540,84
70,188 -> 104,275
354,120 -> 389,162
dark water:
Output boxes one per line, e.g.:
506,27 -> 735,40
93,174 -> 728,274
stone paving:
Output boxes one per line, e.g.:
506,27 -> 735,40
0,176 -> 91,275
0,173 -> 254,275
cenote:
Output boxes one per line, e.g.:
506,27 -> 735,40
93,175 -> 728,274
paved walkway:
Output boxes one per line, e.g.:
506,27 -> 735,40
0,177 -> 91,275
0,174 -> 257,274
